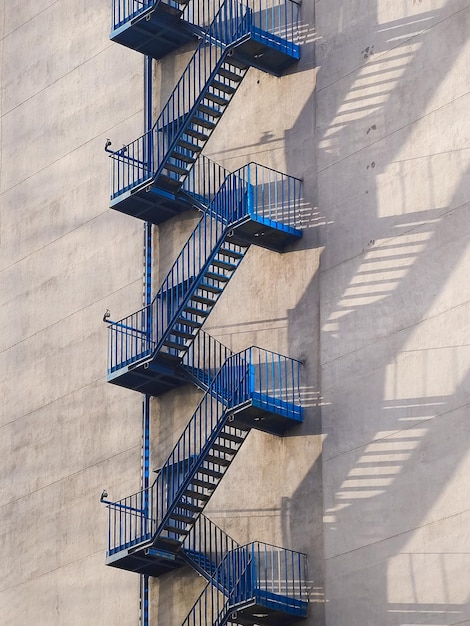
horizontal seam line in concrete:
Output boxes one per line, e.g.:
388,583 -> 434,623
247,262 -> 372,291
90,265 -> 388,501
0,276 -> 142,357
2,40 -> 115,117
323,397 -> 470,464
324,504 -> 470,562
0,443 -> 141,512
0,548 -> 109,595
0,207 -> 110,274
319,198 -> 467,274
0,106 -> 143,196
319,295 -> 470,371
316,87 -> 470,174
0,373 -> 107,430
316,4 -> 470,95
1,0 -> 62,40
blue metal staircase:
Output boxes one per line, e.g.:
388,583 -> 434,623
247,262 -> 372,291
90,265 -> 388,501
107,0 -> 301,224
104,344 -> 303,571
107,162 -> 302,397
104,2 -> 308,625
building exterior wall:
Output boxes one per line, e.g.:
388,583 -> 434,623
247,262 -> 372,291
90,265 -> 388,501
0,2 -> 145,623
1,2 -> 469,626
317,1 -> 470,624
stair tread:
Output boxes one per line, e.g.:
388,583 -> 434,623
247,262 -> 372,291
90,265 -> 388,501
171,150 -> 197,163
212,258 -> 237,271
198,282 -> 223,294
218,247 -> 244,260
177,138 -> 202,152
205,92 -> 230,106
184,128 -> 210,142
204,454 -> 232,466
197,466 -> 224,478
178,501 -> 203,513
191,476 -> 217,488
183,305 -> 210,316
197,103 -> 222,117
163,523 -> 190,535
211,79 -> 237,94
218,67 -> 244,82
204,271 -> 230,282
184,489 -> 211,501
191,293 -> 217,306
165,162 -> 187,175
169,511 -> 195,524
163,338 -> 188,350
212,442 -> 238,454
191,116 -> 216,130
219,431 -> 245,444
171,328 -> 195,340
177,315 -> 203,328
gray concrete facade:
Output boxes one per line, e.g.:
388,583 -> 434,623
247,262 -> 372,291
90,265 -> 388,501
1,2 -> 469,626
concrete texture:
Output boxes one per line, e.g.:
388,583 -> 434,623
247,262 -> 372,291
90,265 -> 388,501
0,1 -> 145,624
317,1 -> 470,624
3,1 -> 469,625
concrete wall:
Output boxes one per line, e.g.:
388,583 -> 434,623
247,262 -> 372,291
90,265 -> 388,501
316,1 -> 470,624
3,1 -> 469,626
0,2 -> 146,623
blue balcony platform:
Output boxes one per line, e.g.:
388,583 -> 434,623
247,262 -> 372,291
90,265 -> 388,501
111,1 -> 196,59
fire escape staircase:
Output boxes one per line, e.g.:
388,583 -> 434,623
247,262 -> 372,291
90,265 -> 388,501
105,338 -> 303,570
107,0 -> 301,224
107,162 -> 302,397
104,2 -> 307,625
104,340 -> 307,620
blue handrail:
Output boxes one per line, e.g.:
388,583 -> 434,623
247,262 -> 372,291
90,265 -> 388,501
183,541 -> 308,626
109,0 -> 301,200
105,346 -> 302,554
107,163 -> 301,374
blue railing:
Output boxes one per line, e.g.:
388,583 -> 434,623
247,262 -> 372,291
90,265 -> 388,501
181,155 -> 231,209
183,542 -> 308,626
109,0 -> 300,200
106,347 -> 302,555
182,330 -> 233,390
112,0 -> 154,30
107,163 -> 301,374
181,513 -> 240,580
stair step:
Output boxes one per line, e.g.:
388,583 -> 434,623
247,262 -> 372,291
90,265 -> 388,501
171,150 -> 197,164
218,247 -> 244,260
212,442 -> 238,454
205,91 -> 230,106
198,282 -> 223,294
169,511 -> 195,524
184,128 -> 210,142
204,271 -> 230,282
177,138 -> 202,152
163,338 -> 188,351
191,476 -> 217,489
183,305 -> 210,317
191,115 -> 216,130
177,316 -> 203,329
205,454 -> 232,467
171,328 -> 195,340
178,501 -> 204,513
184,489 -> 211,501
163,523 -> 190,536
197,103 -> 222,118
197,466 -> 224,479
165,161 -> 188,176
218,67 -> 244,83
211,79 -> 237,94
212,258 -> 237,271
191,293 -> 217,306
158,173 -> 180,188
219,431 -> 245,444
